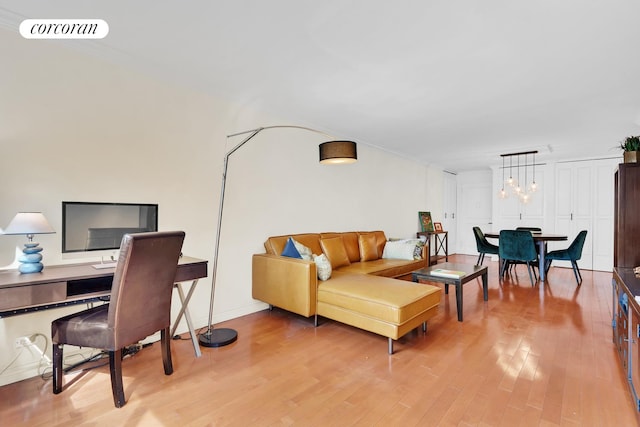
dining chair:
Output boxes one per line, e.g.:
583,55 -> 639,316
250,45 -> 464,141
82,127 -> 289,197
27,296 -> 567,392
544,230 -> 588,285
51,231 -> 185,408
513,226 -> 546,272
498,230 -> 538,286
472,226 -> 499,265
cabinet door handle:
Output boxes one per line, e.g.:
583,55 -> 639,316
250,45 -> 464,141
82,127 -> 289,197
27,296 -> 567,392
571,213 -> 573,220
444,213 -> 447,219
452,213 -> 455,219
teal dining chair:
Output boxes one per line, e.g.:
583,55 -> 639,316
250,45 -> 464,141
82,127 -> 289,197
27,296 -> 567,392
544,230 -> 588,285
498,230 -> 538,286
472,226 -> 499,265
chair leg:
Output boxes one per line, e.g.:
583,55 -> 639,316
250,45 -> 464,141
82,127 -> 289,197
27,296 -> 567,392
109,349 -> 126,408
545,259 -> 552,274
476,253 -> 482,265
571,261 -> 583,285
526,264 -> 536,286
53,343 -> 63,394
161,328 -> 173,375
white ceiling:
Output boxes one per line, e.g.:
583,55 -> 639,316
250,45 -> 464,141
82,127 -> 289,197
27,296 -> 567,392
2,0 -> 640,172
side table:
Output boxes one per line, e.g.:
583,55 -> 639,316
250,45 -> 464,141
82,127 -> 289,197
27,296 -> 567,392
417,231 -> 448,266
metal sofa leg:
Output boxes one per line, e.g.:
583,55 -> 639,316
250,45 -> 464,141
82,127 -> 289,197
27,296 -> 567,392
314,314 -> 318,327
388,338 -> 394,355
422,321 -> 427,333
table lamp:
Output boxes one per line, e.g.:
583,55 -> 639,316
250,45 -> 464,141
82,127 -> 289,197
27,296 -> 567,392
3,212 -> 56,273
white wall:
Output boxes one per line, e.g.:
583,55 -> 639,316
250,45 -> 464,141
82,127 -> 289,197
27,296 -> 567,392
0,29 -> 442,384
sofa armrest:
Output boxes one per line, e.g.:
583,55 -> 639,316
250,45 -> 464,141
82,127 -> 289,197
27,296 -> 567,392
252,253 -> 317,317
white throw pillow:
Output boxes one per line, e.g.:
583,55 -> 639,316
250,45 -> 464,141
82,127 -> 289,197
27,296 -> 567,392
313,254 -> 332,280
293,239 -> 314,261
382,239 -> 424,260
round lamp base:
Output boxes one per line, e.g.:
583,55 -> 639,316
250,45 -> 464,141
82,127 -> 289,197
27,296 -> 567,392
198,328 -> 238,348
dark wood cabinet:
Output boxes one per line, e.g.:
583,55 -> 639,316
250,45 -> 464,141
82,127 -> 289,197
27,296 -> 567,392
613,163 -> 640,417
615,163 -> 640,268
613,269 -> 640,413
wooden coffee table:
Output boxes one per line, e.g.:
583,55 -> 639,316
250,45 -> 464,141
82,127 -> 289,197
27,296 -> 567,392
412,262 -> 488,322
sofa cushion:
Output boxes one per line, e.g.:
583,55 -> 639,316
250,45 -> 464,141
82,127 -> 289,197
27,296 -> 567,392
320,236 -> 351,269
337,258 -> 426,278
317,271 -> 441,325
358,233 -> 379,262
321,232 -> 360,263
281,237 -> 302,259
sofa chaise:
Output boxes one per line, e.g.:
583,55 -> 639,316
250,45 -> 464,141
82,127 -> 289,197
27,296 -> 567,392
252,231 -> 442,354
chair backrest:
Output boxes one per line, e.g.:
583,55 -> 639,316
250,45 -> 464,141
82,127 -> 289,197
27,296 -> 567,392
108,231 -> 185,349
473,226 -> 487,250
568,230 -> 588,260
499,230 -> 537,262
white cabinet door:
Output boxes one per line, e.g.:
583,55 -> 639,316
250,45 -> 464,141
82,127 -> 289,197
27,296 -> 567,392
442,172 -> 457,254
592,161 -> 616,271
553,162 -> 593,269
553,159 -> 617,271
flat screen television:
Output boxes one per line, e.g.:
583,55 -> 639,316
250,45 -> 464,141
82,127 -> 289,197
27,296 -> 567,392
62,201 -> 158,253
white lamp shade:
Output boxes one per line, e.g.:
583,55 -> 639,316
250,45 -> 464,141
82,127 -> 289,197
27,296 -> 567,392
3,212 -> 55,235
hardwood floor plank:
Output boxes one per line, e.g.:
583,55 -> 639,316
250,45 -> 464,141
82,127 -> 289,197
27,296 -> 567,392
1,255 -> 638,426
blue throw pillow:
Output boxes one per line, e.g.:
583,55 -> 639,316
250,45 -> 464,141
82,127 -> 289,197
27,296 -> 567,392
281,237 -> 302,259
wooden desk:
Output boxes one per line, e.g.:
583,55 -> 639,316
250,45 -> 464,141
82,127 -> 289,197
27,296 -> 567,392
484,232 -> 567,282
0,256 -> 207,357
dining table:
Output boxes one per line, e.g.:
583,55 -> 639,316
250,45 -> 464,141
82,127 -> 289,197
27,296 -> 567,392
484,231 -> 568,282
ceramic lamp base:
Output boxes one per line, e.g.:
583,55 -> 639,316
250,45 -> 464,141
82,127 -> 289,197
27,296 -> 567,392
18,242 -> 44,274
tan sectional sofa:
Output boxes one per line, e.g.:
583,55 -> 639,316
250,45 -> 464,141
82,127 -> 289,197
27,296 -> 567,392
252,231 -> 442,354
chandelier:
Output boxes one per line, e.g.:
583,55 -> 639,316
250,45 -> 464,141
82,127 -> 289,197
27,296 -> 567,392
498,150 -> 538,203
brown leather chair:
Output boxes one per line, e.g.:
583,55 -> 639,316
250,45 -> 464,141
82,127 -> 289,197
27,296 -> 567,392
52,231 -> 185,408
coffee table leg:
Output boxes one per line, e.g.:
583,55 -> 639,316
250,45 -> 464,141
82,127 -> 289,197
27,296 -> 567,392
482,272 -> 488,301
456,282 -> 463,322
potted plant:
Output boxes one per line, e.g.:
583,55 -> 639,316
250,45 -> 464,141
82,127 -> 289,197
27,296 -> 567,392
620,135 -> 640,163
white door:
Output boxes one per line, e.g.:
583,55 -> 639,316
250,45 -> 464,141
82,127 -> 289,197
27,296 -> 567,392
456,170 -> 493,256
442,172 -> 457,254
553,158 -> 617,272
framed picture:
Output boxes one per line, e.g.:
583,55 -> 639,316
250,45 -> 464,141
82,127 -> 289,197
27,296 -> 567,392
418,211 -> 434,232
434,222 -> 443,232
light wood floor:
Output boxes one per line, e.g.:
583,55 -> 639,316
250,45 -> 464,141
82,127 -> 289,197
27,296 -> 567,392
1,255 -> 637,426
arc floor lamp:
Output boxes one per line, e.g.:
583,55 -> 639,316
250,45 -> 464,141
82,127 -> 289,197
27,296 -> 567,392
198,125 -> 358,347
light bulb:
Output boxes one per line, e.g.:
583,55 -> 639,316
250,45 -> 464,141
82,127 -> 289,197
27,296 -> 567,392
530,181 -> 538,192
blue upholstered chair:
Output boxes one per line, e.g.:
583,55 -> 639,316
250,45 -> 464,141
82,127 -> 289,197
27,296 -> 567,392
544,230 -> 588,285
473,226 -> 499,265
498,230 -> 538,286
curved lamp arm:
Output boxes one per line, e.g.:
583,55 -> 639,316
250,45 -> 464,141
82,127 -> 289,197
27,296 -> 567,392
198,125 -> 357,348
